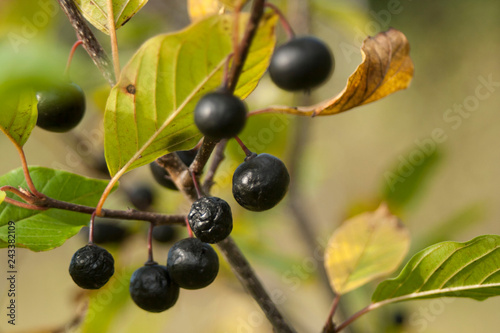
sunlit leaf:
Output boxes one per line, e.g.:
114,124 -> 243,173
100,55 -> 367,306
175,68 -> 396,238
0,167 -> 116,251
74,0 -> 148,34
372,235 -> 500,305
0,88 -> 37,147
324,204 -> 410,295
188,0 -> 222,21
258,28 -> 414,117
104,13 -> 277,176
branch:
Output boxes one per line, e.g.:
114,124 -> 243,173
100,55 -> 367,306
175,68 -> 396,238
202,140 -> 228,193
57,0 -> 116,86
31,196 -> 186,225
217,237 -> 297,333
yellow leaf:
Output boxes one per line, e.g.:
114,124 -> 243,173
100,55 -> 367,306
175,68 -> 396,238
324,204 -> 410,295
0,191 -> 5,205
188,0 -> 222,21
259,28 -> 414,116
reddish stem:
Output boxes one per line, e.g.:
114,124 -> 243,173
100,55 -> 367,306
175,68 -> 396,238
185,216 -> 194,238
88,211 -> 97,244
234,136 -> 254,158
190,170 -> 203,199
0,186 -> 34,203
334,304 -> 378,332
323,294 -> 341,332
64,40 -> 84,78
264,3 -> 296,39
3,197 -> 47,211
147,222 -> 154,262
15,145 -> 44,198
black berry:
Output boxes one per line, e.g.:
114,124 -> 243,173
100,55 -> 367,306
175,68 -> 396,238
69,244 -> 114,289
36,82 -> 86,132
188,197 -> 233,243
127,184 -> 154,211
153,225 -> 177,243
92,221 -> 128,244
232,153 -> 290,211
167,238 -> 219,290
194,92 -> 247,139
150,150 -> 198,190
269,36 -> 334,91
129,263 -> 179,312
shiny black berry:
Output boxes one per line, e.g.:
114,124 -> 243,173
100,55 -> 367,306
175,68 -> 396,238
127,184 -> 154,211
269,36 -> 334,91
153,225 -> 177,243
167,238 -> 219,290
232,153 -> 290,211
188,197 -> 233,244
92,221 -> 128,245
69,244 -> 114,289
150,150 -> 198,190
36,82 -> 86,132
129,263 -> 179,312
194,92 -> 247,139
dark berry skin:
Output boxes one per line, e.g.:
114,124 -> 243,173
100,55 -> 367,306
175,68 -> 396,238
269,36 -> 334,91
92,222 -> 128,244
128,184 -> 154,211
152,225 -> 177,243
167,238 -> 219,290
194,92 -> 247,139
150,150 -> 198,190
188,197 -> 233,244
36,82 -> 86,132
232,154 -> 290,212
69,244 -> 114,289
129,263 -> 179,312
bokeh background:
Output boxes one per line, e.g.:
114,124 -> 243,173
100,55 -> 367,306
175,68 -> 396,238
1,0 -> 499,332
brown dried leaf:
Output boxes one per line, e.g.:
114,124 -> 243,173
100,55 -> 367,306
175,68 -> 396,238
260,28 -> 414,117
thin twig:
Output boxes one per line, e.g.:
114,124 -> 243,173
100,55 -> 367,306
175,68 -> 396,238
31,196 -> 186,224
57,0 -> 116,86
3,197 -> 48,211
202,140 -> 228,193
334,304 -> 379,333
217,237 -> 297,333
323,294 -> 341,332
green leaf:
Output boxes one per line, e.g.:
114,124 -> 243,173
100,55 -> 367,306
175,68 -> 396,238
382,147 -> 441,212
372,235 -> 500,305
324,205 -> 410,295
104,13 -> 277,176
0,167 -> 116,251
0,88 -> 37,147
74,0 -> 148,34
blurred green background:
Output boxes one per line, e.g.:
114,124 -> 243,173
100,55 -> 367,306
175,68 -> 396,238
1,0 -> 499,332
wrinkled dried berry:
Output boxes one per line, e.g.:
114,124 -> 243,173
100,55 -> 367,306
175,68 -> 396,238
167,238 -> 219,290
232,153 -> 290,211
188,197 -> 232,243
129,263 -> 179,312
69,244 -> 114,289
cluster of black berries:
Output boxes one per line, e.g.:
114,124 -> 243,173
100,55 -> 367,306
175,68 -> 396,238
67,29 -> 333,314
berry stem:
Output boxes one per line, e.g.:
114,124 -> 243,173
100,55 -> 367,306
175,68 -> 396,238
147,222 -> 154,262
185,216 -> 194,238
202,140 -> 227,193
234,136 -> 254,158
190,170 -> 203,199
88,211 -> 97,244
264,3 -> 296,39
64,40 -> 83,78
106,0 -> 121,79
14,144 -> 44,198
